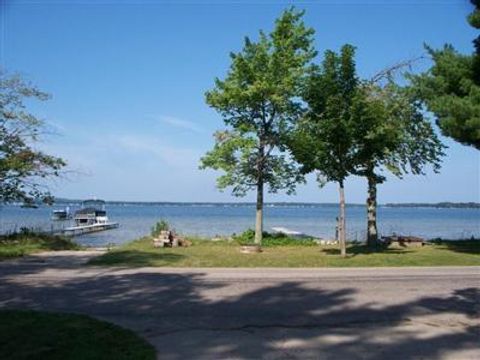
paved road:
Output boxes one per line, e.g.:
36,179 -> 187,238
0,251 -> 479,360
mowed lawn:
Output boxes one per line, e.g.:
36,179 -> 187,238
89,237 -> 480,267
0,310 -> 155,360
0,232 -> 80,260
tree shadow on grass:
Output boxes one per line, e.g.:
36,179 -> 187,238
322,244 -> 414,257
88,250 -> 185,267
428,239 -> 480,255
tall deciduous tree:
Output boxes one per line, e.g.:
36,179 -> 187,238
410,1 -> 480,149
353,76 -> 445,247
290,45 -> 358,257
0,70 -> 66,205
349,82 -> 400,247
200,8 -> 316,245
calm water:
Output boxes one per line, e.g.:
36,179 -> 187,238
0,204 -> 479,246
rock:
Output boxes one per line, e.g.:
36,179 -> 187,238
318,239 -> 338,246
240,245 -> 262,254
152,231 -> 192,248
178,238 -> 192,247
382,235 -> 425,248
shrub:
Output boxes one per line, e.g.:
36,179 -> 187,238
232,229 -> 256,244
232,229 -> 317,247
151,220 -> 169,238
0,231 -> 80,258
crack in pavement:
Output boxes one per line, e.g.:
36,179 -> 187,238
145,317 -> 476,337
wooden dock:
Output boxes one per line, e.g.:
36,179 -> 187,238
62,222 -> 119,236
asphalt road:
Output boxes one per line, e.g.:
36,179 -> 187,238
0,251 -> 479,360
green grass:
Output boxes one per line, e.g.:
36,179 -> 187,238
0,231 -> 81,260
89,237 -> 480,267
0,309 -> 155,360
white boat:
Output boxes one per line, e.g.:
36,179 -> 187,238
63,199 -> 119,236
271,227 -> 307,238
51,207 -> 72,221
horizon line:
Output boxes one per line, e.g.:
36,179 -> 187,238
50,199 -> 480,206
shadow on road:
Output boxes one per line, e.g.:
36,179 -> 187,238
0,260 -> 478,359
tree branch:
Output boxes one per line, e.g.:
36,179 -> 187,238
369,56 -> 424,84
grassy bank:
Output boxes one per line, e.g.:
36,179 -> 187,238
89,237 -> 480,267
0,310 -> 155,360
0,230 -> 80,260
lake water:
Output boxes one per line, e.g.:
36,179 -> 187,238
0,203 -> 478,247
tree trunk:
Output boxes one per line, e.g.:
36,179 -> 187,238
254,178 -> 264,245
338,181 -> 347,257
366,174 -> 378,247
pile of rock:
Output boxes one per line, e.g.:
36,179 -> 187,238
152,230 -> 191,248
317,239 -> 339,245
381,235 -> 425,248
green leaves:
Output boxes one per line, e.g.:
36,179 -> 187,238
200,130 -> 257,196
291,44 -> 359,184
410,45 -> 480,149
358,80 -> 445,179
290,45 -> 445,187
409,0 -> 480,149
0,70 -> 66,204
469,0 -> 480,29
201,8 -> 315,197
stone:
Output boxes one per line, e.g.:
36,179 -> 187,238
382,235 -> 425,248
240,245 -> 262,254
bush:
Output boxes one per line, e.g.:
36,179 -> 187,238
233,229 -> 256,244
232,229 -> 317,247
151,220 -> 169,238
0,231 -> 80,259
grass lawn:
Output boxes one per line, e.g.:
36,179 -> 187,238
0,310 -> 155,360
0,231 -> 80,260
89,237 -> 480,267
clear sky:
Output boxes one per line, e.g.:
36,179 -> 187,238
1,0 -> 479,203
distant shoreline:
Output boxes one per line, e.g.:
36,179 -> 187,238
383,202 -> 480,209
44,200 -> 480,209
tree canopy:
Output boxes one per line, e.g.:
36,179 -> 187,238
355,77 -> 445,181
0,70 -> 66,204
468,0 -> 480,82
353,75 -> 445,246
200,8 -> 316,244
409,1 -> 480,149
410,46 -> 480,149
291,45 -> 359,185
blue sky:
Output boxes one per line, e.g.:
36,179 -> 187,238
1,0 -> 479,203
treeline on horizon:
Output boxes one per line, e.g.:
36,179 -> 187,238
384,202 -> 480,209
48,199 -> 480,209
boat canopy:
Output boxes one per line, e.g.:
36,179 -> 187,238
75,207 -> 106,216
81,199 -> 106,209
